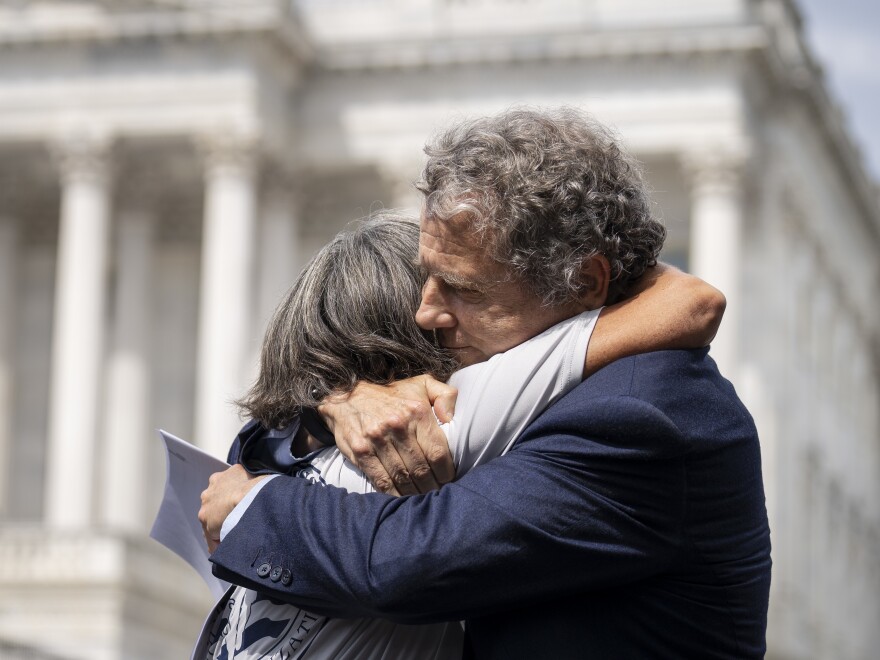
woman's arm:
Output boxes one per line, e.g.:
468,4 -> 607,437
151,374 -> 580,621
585,263 -> 725,377
446,309 -> 600,475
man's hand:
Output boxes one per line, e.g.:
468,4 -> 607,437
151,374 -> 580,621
198,464 -> 267,553
318,375 -> 458,496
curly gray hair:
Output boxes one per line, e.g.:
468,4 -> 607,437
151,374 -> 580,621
417,107 -> 666,304
238,212 -> 458,430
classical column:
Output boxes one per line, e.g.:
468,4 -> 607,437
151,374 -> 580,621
194,133 -> 259,458
100,209 -> 154,531
682,149 -> 746,381
0,213 -> 19,517
44,134 -> 113,527
256,172 -> 301,330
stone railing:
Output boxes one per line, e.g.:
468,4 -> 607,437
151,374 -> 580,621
0,639 -> 69,660
0,523 -> 208,596
0,526 -> 214,660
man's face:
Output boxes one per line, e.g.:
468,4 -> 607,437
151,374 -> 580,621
416,214 -> 582,367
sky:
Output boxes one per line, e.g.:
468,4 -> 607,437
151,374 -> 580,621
797,0 -> 880,184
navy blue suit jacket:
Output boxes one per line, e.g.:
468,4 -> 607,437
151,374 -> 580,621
211,349 -> 771,658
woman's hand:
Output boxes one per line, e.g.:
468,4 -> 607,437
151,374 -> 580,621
198,465 -> 268,553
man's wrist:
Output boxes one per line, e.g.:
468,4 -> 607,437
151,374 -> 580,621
219,474 -> 278,541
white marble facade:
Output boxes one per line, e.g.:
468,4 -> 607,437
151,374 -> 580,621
0,1 -> 877,658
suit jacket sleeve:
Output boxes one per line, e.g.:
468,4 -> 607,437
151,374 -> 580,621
210,383 -> 689,625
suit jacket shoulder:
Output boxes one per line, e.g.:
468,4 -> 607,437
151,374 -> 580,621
518,348 -> 757,456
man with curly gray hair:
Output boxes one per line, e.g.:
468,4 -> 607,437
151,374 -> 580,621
204,108 -> 771,658
418,107 -> 665,307
410,107 -> 667,369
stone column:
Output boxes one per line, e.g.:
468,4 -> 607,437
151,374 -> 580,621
194,133 -> 259,458
682,149 -> 746,381
100,209 -> 154,531
256,171 -> 301,329
44,135 -> 113,527
246,174 -> 302,385
0,212 -> 19,517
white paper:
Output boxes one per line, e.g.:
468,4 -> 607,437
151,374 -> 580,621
150,429 -> 231,600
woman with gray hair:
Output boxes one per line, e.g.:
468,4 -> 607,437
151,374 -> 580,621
195,211 -> 723,659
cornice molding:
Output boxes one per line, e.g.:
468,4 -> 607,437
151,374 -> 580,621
316,24 -> 769,72
754,1 -> 880,243
1,2 -> 875,248
0,4 -> 314,65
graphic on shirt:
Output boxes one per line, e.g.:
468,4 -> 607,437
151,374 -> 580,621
207,587 -> 326,659
207,460 -> 329,660
295,464 -> 327,486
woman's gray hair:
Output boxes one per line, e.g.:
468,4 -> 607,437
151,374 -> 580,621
238,212 -> 457,430
417,107 -> 666,304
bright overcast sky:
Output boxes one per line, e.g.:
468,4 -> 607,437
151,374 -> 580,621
797,0 -> 880,184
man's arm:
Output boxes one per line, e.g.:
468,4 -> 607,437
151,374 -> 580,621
320,264 -> 722,491
199,310 -> 599,548
209,381 -> 687,623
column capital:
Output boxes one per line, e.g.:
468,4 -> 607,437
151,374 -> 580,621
51,132 -> 114,185
680,146 -> 750,195
197,130 -> 261,180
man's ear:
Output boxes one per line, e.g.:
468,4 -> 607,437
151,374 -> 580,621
579,255 -> 611,309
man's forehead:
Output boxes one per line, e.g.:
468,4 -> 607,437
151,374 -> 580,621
418,247 -> 511,296
417,252 -> 485,285
419,215 -> 482,254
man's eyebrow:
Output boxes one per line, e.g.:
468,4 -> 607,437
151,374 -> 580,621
416,261 -> 488,291
435,270 -> 501,292
438,271 -> 484,290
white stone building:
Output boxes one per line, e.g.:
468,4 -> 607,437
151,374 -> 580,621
0,1 -> 877,658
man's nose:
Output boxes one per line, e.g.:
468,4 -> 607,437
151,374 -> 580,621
416,278 -> 456,330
